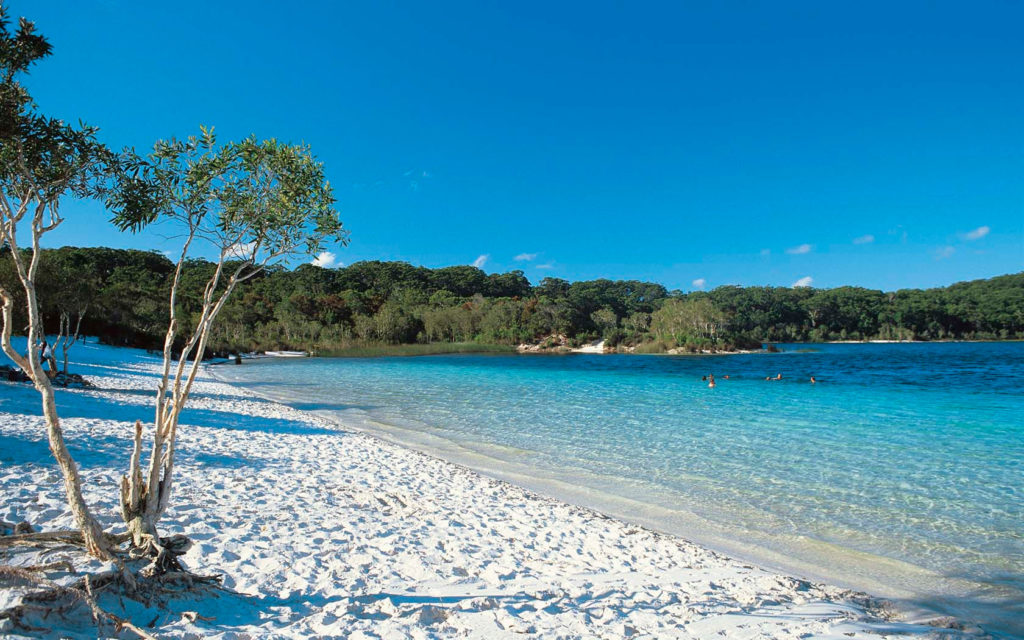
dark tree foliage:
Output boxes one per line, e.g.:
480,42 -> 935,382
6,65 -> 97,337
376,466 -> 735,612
8,247 -> 1022,353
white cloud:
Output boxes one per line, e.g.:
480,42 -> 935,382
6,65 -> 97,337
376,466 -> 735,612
312,251 -> 338,268
792,276 -> 814,288
472,254 -> 489,269
934,246 -> 955,260
514,252 -> 538,262
226,242 -> 256,259
852,234 -> 874,245
692,278 -> 706,290
963,225 -> 990,241
786,243 -> 813,255
536,262 -> 555,270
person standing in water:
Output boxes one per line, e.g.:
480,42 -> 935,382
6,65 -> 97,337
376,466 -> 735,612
708,373 -> 716,388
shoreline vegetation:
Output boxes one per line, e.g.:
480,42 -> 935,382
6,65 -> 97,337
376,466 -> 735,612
312,339 -> 752,358
218,337 -> 1022,361
2,247 -> 1021,361
254,337 -> 1019,359
318,341 -> 517,357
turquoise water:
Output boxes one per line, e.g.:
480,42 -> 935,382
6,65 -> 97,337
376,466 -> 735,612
215,343 -> 1024,636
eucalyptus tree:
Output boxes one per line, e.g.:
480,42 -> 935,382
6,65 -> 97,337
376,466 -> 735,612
650,298 -> 726,347
0,5 -> 115,559
38,247 -> 102,374
109,127 -> 345,569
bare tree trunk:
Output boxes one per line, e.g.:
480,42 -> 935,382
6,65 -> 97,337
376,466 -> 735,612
37,373 -> 110,558
119,420 -> 154,548
57,310 -> 83,377
0,285 -> 111,560
119,237 -> 250,567
120,233 -> 192,552
57,312 -> 68,373
0,195 -> 112,560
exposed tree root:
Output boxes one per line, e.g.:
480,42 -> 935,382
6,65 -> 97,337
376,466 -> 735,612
128,534 -> 193,578
14,559 -> 76,574
0,532 -> 223,638
0,566 -> 158,639
0,529 -> 131,549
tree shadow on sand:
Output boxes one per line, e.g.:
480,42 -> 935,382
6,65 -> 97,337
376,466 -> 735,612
1,577 -> 550,639
887,573 -> 1024,639
0,429 -> 259,472
2,386 -> 345,439
139,587 -> 544,636
83,385 -> 281,408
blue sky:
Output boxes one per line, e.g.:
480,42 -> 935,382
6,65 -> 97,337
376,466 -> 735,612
15,0 -> 1024,291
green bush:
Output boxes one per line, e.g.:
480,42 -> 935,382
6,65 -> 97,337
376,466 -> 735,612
634,340 -> 669,354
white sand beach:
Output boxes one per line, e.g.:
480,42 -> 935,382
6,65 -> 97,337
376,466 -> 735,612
0,344 -> 982,638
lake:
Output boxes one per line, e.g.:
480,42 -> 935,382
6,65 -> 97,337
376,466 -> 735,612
215,342 -> 1024,636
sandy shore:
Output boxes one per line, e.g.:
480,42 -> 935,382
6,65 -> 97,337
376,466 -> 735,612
0,344 -> 983,638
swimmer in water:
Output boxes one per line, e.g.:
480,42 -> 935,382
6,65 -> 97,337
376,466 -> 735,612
723,375 -> 730,379
774,373 -> 783,380
810,376 -> 817,384
708,373 -> 716,388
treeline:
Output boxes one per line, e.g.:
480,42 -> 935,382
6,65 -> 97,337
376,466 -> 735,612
3,246 -> 1022,354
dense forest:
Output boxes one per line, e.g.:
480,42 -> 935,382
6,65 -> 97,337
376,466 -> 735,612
2,246 -> 1022,355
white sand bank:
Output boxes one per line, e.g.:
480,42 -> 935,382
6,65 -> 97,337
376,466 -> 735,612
571,340 -> 606,354
0,344 -> 981,638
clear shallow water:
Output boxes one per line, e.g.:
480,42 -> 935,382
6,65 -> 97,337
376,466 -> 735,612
215,343 -> 1024,636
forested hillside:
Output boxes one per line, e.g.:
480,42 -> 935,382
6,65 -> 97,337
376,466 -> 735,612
4,246 -> 1022,354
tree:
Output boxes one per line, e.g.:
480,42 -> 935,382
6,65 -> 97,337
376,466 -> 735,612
622,311 -> 651,336
109,127 -> 345,570
0,6 -> 115,559
590,307 -> 618,339
650,298 -> 726,348
430,265 -> 488,297
40,247 -> 102,374
486,269 -> 531,298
